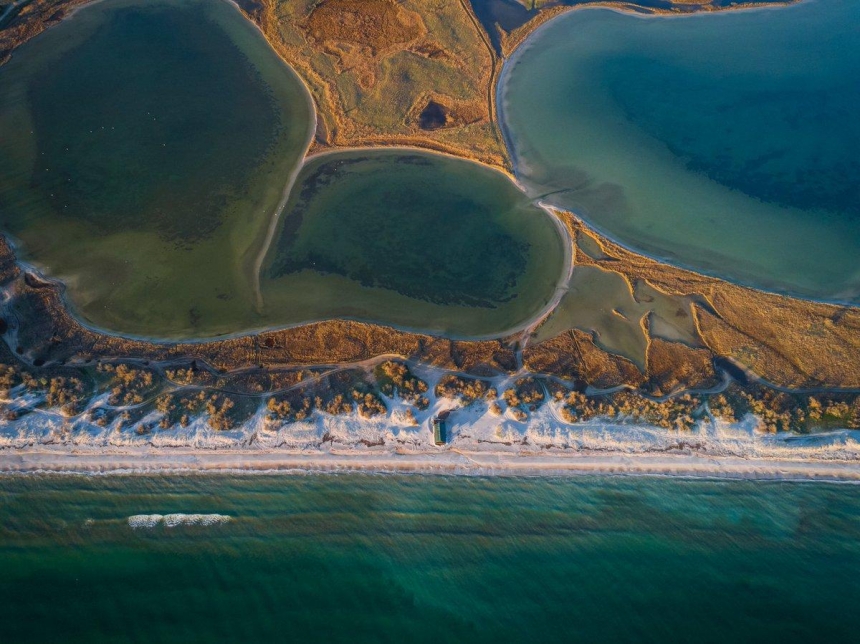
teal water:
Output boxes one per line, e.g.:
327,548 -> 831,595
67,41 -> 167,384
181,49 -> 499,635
500,0 -> 860,302
0,0 -> 567,339
261,150 -> 566,336
468,0 -> 774,55
0,0 -> 312,336
1,474 -> 859,642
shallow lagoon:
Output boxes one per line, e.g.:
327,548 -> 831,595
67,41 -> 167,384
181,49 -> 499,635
0,0 -> 566,339
262,151 -> 567,337
500,0 -> 860,302
0,0 -> 313,336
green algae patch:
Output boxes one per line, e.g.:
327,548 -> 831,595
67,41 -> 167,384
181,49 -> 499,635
262,150 -> 566,337
0,0 -> 312,337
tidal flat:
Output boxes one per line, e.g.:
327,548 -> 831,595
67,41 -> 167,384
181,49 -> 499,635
500,0 -> 860,303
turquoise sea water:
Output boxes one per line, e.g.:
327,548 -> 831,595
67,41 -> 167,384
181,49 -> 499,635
1,474 -> 859,643
500,0 -> 860,302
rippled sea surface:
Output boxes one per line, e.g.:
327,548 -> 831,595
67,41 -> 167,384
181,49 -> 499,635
1,475 -> 859,643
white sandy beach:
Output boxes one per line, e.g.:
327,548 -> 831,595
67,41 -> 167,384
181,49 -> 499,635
2,446 -> 860,481
2,373 -> 859,480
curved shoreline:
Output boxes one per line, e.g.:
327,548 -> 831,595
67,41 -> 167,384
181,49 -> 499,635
14,148 -> 573,345
5,0 -> 844,346
0,0 -> 856,398
3,0 -> 572,344
496,0 -> 860,310
0,0 -> 858,480
500,0 -> 802,59
220,0 -> 319,314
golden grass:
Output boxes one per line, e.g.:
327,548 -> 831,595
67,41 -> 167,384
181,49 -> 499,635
0,0 -> 91,64
523,328 -> 644,389
253,0 -> 507,168
2,0 -> 855,396
561,215 -> 860,389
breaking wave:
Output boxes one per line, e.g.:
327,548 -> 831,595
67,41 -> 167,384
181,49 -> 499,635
128,513 -> 232,528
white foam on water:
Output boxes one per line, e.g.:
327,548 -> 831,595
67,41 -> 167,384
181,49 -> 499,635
128,514 -> 163,529
127,513 -> 232,528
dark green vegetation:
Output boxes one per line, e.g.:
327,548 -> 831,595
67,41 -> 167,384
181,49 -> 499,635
0,0 -> 312,336
262,150 -> 566,336
2,475 -> 860,643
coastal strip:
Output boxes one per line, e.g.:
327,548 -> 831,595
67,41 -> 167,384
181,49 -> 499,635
2,447 -> 859,482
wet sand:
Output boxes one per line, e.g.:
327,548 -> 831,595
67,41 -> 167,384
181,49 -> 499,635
2,447 -> 859,482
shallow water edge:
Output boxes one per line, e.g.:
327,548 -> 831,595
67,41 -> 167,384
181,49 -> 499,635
498,0 -> 860,306
3,449 -> 860,481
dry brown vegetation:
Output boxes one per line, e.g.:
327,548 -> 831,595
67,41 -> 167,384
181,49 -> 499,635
435,374 -> 490,403
353,390 -> 386,418
155,390 -> 206,429
509,406 -> 527,422
373,360 -> 428,409
318,393 -> 352,416
96,363 -> 156,406
19,371 -> 87,416
305,0 -> 423,52
0,308 -> 858,437
561,216 -> 860,389
524,328 -> 644,389
0,0 -> 91,65
645,337 -> 718,396
267,369 -> 393,422
253,0 -> 506,167
154,389 -> 248,431
502,377 -> 545,410
712,384 -> 860,434
267,392 -> 313,422
164,366 -> 216,388
0,364 -> 18,391
205,393 -> 237,431
555,387 -> 702,432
